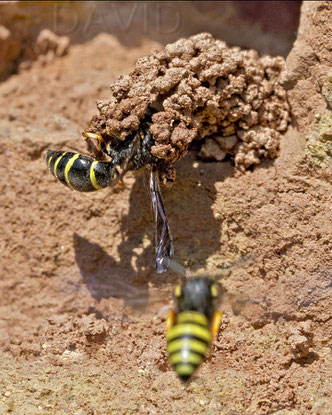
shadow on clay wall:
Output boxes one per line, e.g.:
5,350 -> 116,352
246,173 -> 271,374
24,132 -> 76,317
74,153 -> 236,307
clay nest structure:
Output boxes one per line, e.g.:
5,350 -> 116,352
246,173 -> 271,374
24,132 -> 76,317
85,33 -> 290,183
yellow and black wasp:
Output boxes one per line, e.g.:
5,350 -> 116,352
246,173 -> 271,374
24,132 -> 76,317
46,109 -> 173,273
166,276 -> 223,381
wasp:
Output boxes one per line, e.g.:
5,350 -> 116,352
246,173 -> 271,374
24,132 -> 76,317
46,110 -> 173,273
166,277 -> 223,381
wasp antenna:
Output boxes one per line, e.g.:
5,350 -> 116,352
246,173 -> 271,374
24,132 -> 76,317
82,130 -> 105,143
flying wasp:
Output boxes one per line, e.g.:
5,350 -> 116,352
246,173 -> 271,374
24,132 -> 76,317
166,276 -> 223,381
46,110 -> 173,273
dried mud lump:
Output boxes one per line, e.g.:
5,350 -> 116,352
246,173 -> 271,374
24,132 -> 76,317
86,33 -> 290,174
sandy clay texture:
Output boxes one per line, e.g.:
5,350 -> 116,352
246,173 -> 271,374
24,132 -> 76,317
0,1 -> 331,415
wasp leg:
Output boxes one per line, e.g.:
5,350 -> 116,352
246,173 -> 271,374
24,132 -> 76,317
116,179 -> 125,188
206,311 -> 223,362
112,135 -> 141,186
166,310 -> 177,331
110,167 -> 126,188
211,310 -> 223,337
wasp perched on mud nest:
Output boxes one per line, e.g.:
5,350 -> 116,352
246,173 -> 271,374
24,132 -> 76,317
166,276 -> 223,381
46,109 -> 173,273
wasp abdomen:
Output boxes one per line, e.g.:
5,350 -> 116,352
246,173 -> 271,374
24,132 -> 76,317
167,311 -> 211,381
46,150 -> 113,192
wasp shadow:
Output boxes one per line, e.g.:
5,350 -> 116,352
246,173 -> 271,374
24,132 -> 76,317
73,233 -> 150,309
73,152 -> 235,308
113,151 -> 235,283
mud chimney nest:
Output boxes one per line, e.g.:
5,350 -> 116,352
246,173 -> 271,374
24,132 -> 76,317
86,33 -> 290,183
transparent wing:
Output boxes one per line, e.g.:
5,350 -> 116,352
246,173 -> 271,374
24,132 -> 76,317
149,168 -> 174,273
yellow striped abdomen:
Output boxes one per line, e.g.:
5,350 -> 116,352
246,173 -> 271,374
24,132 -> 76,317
46,150 -> 114,192
167,311 -> 211,381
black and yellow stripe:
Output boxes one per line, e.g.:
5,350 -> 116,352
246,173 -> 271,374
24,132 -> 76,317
46,150 -> 114,192
167,311 -> 211,381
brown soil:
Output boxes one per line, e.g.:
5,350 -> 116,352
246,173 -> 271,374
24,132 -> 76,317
0,3 -> 331,415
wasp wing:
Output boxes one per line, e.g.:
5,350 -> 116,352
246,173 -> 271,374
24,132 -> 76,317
149,168 -> 173,273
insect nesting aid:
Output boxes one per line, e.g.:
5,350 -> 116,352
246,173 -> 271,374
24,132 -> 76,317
46,32 -> 290,271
